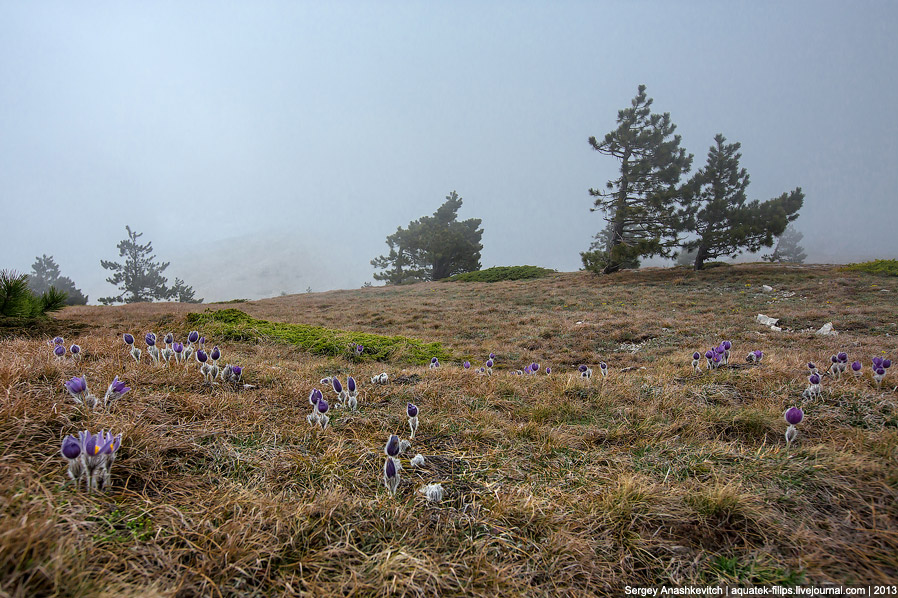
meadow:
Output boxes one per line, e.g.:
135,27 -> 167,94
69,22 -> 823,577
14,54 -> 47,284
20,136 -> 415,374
1,263 -> 896,597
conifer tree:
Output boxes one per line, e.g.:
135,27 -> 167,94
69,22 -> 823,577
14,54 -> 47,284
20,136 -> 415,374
763,224 -> 807,264
28,255 -> 88,305
100,226 -> 188,304
372,191 -> 483,284
681,134 -> 804,270
586,85 -> 692,274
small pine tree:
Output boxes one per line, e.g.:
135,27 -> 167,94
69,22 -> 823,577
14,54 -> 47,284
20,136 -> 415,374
372,191 -> 483,284
169,277 -> 203,303
0,270 -> 67,318
763,225 -> 807,264
99,226 -> 173,305
681,134 -> 804,270
28,255 -> 88,305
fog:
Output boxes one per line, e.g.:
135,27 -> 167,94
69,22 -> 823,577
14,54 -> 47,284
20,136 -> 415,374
2,2 -> 896,302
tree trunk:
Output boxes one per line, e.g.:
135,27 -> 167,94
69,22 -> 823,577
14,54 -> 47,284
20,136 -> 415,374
693,245 -> 708,271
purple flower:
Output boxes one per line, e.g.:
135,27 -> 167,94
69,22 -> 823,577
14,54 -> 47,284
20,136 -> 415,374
64,376 -> 87,396
876,367 -> 886,375
578,364 -> 588,373
332,377 -> 343,394
486,359 -> 494,368
385,456 -> 397,479
385,434 -> 400,457
479,367 -> 485,373
104,376 -> 130,404
173,342 -> 184,354
722,341 -> 732,350
692,352 -> 701,361
851,361 -> 862,372
714,346 -> 725,355
61,434 -> 81,459
883,359 -> 892,369
784,406 -> 804,426
489,353 -> 495,360
188,331 -> 199,344
196,350 -> 208,363
463,361 -> 471,369
830,355 -> 838,364
317,398 -> 329,414
145,333 -> 156,347
753,350 -> 763,361
545,367 -> 551,374
531,363 -> 539,372
809,373 -> 820,385
123,333 -> 134,345
705,351 -> 714,360
309,388 -> 323,406
231,365 -> 242,378
199,336 -> 206,346
210,346 -> 220,361
431,357 -> 438,364
54,345 -> 66,357
407,403 -> 418,418
837,352 -> 848,363
347,376 -> 357,394
53,336 -> 64,345
872,357 -> 883,367
163,333 -> 174,345
712,354 -> 721,364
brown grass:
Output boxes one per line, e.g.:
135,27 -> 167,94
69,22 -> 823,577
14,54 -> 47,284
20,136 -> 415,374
2,263 -> 897,596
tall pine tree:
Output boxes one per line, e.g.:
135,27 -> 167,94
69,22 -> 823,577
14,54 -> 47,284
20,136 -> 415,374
586,85 -> 692,274
763,224 -> 807,264
681,134 -> 804,270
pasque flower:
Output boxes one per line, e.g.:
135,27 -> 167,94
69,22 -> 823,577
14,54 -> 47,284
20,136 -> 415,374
103,375 -> 130,406
784,407 -> 803,447
407,403 -> 419,439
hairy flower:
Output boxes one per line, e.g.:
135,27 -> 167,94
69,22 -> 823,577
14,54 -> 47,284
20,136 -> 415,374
188,330 -> 199,344
145,333 -> 156,347
384,457 -> 399,496
419,482 -> 443,503
410,454 -> 425,468
385,434 -> 400,458
463,361 -> 471,369
54,345 -> 66,358
103,375 -> 130,406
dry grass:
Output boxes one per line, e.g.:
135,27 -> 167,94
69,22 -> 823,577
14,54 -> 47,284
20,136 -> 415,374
3,263 -> 897,596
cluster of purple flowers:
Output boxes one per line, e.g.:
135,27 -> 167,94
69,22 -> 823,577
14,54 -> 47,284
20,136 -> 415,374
64,375 -> 130,410
828,353 -> 849,378
60,429 -> 122,492
872,356 -> 892,389
806,354 -> 891,389
306,388 -> 330,429
50,336 -> 82,361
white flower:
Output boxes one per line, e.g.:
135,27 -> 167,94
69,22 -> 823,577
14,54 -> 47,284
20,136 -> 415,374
419,483 -> 444,503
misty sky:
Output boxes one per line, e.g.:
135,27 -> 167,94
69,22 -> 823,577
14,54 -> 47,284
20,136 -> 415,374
2,1 -> 896,302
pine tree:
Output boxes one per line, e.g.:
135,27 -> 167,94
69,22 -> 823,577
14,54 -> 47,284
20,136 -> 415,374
169,277 -> 203,303
372,191 -> 483,284
587,85 -> 692,274
763,224 -> 807,264
682,134 -> 804,270
28,255 -> 88,305
99,226 -> 173,304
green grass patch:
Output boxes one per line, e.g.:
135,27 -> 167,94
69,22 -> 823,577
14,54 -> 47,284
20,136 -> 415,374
444,265 -> 554,283
186,308 -> 451,365
841,259 -> 898,276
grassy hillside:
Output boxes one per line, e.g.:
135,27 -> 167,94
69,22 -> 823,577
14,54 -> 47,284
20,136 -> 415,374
2,264 -> 897,596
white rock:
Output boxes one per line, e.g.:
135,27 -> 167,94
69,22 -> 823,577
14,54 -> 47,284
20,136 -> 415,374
816,322 -> 838,336
756,314 -> 779,327
770,326 -> 782,332
762,285 -> 774,292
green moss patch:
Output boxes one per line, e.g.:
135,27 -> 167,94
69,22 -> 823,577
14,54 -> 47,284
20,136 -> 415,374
841,259 -> 898,276
445,265 -> 554,283
186,308 -> 451,365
